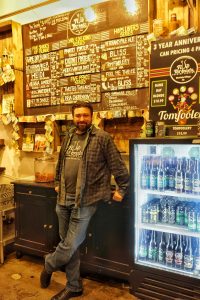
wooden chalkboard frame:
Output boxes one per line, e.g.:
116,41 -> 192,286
22,0 -> 149,116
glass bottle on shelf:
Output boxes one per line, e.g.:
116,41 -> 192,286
175,158 -> 183,193
197,205 -> 200,232
184,236 -> 194,272
169,13 -> 179,33
168,157 -> 176,191
157,157 -> 165,191
141,202 -> 150,223
160,197 -> 169,224
139,230 -> 148,261
192,159 -> 200,195
185,159 -> 192,194
158,232 -> 166,264
149,199 -> 160,224
148,230 -> 158,262
182,235 -> 187,256
166,233 -> 174,267
194,238 -> 200,275
140,156 -> 150,189
164,157 -> 169,190
176,202 -> 185,226
188,203 -> 197,232
174,234 -> 183,269
150,158 -> 158,190
168,198 -> 176,224
184,203 -> 189,227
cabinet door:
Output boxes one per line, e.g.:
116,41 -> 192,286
46,197 -> 60,251
81,200 -> 130,279
14,183 -> 59,257
15,193 -> 50,254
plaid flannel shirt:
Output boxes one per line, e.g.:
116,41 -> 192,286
55,125 -> 129,207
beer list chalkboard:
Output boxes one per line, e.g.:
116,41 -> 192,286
23,0 -> 149,115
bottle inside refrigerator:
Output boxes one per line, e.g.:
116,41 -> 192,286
131,139 -> 200,279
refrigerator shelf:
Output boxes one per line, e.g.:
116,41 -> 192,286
138,189 -> 200,200
136,260 -> 200,279
139,223 -> 200,238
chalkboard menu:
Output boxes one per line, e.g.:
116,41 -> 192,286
23,0 -> 149,115
60,73 -> 101,104
150,34 -> 200,137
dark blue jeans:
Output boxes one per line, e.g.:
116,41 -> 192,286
45,203 -> 97,292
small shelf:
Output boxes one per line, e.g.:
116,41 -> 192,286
140,189 -> 200,200
140,222 -> 200,238
0,206 -> 15,263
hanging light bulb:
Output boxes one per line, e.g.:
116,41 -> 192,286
124,0 -> 138,15
84,7 -> 96,22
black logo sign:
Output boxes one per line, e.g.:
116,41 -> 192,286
69,10 -> 89,35
170,56 -> 198,84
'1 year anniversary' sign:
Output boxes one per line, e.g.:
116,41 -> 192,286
150,34 -> 200,137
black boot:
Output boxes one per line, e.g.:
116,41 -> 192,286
51,288 -> 83,300
40,268 -> 52,288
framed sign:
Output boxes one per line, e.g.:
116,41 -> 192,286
150,34 -> 200,136
23,0 -> 149,115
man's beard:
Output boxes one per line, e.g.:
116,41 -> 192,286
76,122 -> 91,132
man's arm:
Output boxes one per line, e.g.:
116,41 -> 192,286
104,134 -> 129,201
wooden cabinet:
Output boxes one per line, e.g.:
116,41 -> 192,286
80,198 -> 131,281
13,180 -> 131,282
13,181 -> 59,258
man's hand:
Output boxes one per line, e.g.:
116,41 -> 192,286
112,190 -> 123,202
55,186 -> 59,193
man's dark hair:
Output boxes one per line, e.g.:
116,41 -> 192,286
71,101 -> 93,116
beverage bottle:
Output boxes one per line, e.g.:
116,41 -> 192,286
146,230 -> 151,244
174,234 -> 183,269
184,236 -> 194,272
194,238 -> 200,275
185,159 -> 192,194
157,157 -> 165,191
158,232 -> 166,264
181,157 -> 187,175
182,235 -> 187,256
149,200 -> 159,224
148,230 -> 158,262
190,157 -> 195,173
176,202 -> 185,226
168,157 -> 176,191
150,158 -> 158,190
175,158 -> 183,193
166,233 -> 174,267
184,203 -> 189,227
164,158 -> 169,190
168,199 -> 176,224
188,203 -> 197,232
173,233 -> 177,251
141,203 -> 150,223
160,197 -> 168,223
139,230 -> 148,260
140,156 -> 150,189
192,159 -> 200,195
197,204 -> 200,232
169,13 -> 179,32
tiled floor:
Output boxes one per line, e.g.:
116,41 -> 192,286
0,252 -> 137,300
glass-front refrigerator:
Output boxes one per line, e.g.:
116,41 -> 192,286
129,138 -> 200,300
